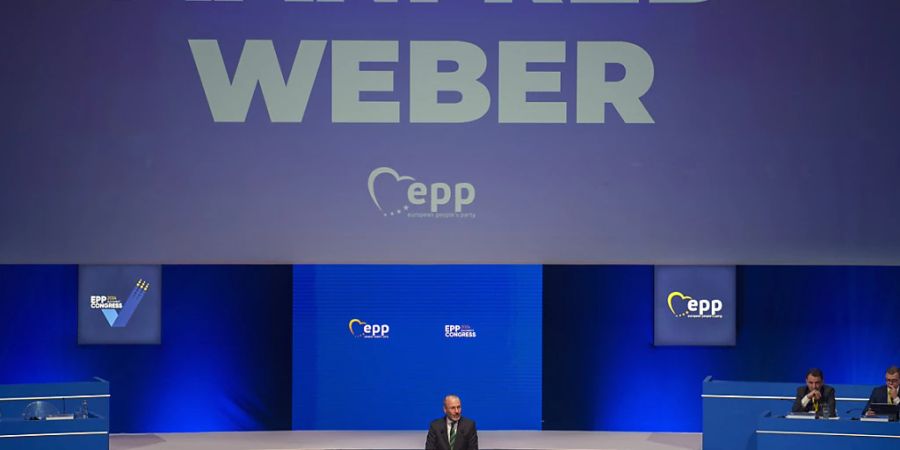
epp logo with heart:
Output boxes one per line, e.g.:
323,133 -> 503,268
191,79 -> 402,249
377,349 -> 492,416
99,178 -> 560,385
368,167 -> 416,216
667,291 -> 724,318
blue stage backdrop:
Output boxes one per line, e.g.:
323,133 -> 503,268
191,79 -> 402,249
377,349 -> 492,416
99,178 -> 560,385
3,264 -> 900,433
292,265 -> 542,430
0,265 -> 292,433
543,265 -> 900,432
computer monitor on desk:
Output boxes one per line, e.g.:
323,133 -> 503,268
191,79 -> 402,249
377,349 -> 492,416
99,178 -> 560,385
868,403 -> 900,421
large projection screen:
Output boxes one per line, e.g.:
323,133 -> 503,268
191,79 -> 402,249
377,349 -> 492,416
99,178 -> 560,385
2,1 -> 899,264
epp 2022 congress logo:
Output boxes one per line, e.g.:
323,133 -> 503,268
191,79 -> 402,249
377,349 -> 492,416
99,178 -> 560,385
654,266 -> 735,346
78,265 -> 162,345
90,278 -> 151,327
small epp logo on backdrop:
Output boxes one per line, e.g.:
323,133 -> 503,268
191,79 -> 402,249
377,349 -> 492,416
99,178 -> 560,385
667,291 -> 723,319
444,324 -> 477,338
367,167 -> 476,219
653,265 -> 735,346
348,318 -> 390,339
78,265 -> 161,345
90,279 -> 151,327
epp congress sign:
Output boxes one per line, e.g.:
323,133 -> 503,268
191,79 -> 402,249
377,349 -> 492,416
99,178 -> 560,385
654,265 -> 735,346
78,265 -> 162,345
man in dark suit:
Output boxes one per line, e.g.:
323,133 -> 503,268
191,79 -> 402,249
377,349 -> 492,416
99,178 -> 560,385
791,368 -> 836,416
864,366 -> 900,416
426,395 -> 478,450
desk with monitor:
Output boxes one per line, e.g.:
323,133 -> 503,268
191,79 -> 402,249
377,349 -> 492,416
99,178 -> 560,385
0,379 -> 109,450
702,377 -> 875,450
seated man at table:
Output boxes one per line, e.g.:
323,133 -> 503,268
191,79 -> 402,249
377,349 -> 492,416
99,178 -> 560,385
791,368 -> 836,416
864,366 -> 900,417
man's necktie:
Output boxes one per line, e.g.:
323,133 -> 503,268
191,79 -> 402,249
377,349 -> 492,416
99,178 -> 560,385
449,421 -> 457,450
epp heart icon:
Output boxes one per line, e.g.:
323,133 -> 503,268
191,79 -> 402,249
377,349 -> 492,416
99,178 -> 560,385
667,291 -> 693,317
367,167 -> 416,213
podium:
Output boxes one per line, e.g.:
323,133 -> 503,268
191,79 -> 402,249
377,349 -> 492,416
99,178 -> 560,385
0,379 -> 109,450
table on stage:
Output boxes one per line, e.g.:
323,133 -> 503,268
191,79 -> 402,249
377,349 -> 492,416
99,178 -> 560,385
756,413 -> 900,450
0,379 -> 109,450
702,376 -> 874,450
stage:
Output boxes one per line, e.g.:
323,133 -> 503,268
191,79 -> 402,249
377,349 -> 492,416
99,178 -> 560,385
109,431 -> 701,450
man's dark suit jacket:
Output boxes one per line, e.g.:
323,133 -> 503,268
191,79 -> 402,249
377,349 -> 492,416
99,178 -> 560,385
864,385 -> 898,412
425,416 -> 478,450
791,384 -> 836,416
